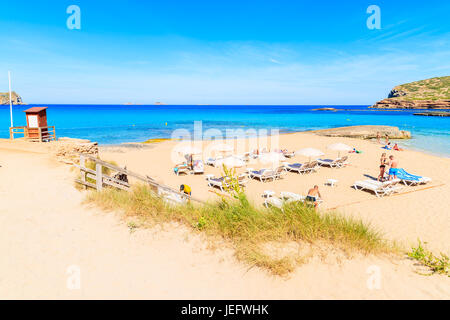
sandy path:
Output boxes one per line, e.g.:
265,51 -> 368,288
0,146 -> 449,299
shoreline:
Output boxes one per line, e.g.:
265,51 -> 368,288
104,129 -> 450,159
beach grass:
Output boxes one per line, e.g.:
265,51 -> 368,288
407,240 -> 449,276
86,184 -> 391,275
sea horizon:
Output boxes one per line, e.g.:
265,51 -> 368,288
2,104 -> 449,158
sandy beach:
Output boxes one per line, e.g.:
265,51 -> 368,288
0,132 -> 449,299
101,132 -> 450,253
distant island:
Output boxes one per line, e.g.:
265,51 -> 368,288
0,91 -> 24,105
370,76 -> 450,109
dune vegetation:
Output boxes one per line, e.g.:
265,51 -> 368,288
86,168 -> 392,275
389,76 -> 450,101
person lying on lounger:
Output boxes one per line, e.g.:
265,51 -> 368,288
306,185 -> 322,210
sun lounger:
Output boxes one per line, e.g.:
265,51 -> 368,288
264,196 -> 284,209
395,168 -> 432,186
174,163 -> 189,176
249,169 -> 277,182
280,191 -> 305,203
206,156 -> 224,167
237,174 -> 249,186
353,179 -> 402,197
282,151 -> 295,158
296,161 -> 319,174
206,176 -> 229,191
193,160 -> 204,174
285,162 -> 306,173
273,166 -> 287,180
318,156 -> 348,168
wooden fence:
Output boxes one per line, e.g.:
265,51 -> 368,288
9,126 -> 28,140
9,125 -> 56,142
74,153 -> 204,204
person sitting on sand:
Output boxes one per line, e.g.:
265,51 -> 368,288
180,184 -> 191,196
388,155 -> 399,180
378,153 -> 388,181
393,143 -> 404,151
306,185 -> 322,209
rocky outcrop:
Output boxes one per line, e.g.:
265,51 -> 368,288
371,76 -> 450,109
51,137 -> 99,164
371,99 -> 450,109
0,91 -> 24,105
311,125 -> 411,140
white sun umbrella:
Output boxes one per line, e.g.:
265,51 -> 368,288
327,143 -> 353,158
295,148 -> 324,162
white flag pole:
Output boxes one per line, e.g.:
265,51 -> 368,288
8,71 -> 14,128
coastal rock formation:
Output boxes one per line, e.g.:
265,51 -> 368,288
0,91 -> 24,105
372,99 -> 450,109
371,76 -> 450,109
311,125 -> 411,139
51,137 -> 99,163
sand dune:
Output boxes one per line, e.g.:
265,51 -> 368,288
0,136 -> 449,299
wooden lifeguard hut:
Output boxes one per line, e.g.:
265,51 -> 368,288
9,106 -> 56,142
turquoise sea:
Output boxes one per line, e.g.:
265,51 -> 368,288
1,105 -> 449,157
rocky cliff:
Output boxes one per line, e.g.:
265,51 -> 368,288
371,76 -> 450,109
0,91 -> 24,105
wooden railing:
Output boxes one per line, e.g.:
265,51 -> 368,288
9,125 -> 57,142
28,126 -> 57,142
74,153 -> 204,205
9,126 -> 28,140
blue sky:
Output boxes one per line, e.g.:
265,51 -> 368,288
0,0 -> 449,104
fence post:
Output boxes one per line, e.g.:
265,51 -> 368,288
96,163 -> 103,191
38,127 -> 42,142
80,155 -> 87,190
9,127 -> 13,140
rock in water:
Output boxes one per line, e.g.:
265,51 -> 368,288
311,125 -> 411,139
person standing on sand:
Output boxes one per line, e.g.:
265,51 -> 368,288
376,132 -> 381,144
388,155 -> 399,180
385,134 -> 390,145
378,153 -> 388,181
306,185 -> 322,210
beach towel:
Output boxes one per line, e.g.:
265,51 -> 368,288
395,168 -> 423,181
